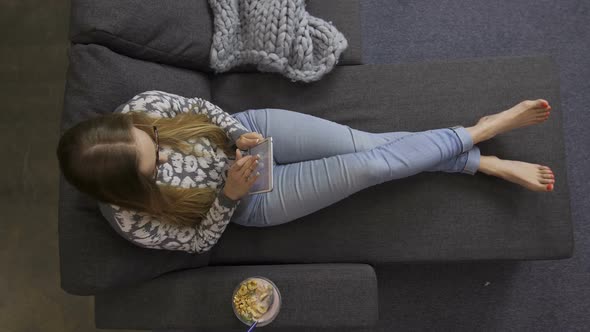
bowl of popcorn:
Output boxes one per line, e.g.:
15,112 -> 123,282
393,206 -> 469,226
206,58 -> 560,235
232,276 -> 281,327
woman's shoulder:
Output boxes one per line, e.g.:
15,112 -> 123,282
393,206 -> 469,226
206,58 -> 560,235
115,90 -> 179,117
115,90 -> 214,117
97,201 -> 128,222
131,90 -> 200,102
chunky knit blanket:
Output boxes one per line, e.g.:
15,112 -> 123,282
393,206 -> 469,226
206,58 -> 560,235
208,0 -> 348,83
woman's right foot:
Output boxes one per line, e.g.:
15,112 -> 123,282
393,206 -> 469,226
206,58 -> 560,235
478,155 -> 555,192
467,99 -> 551,144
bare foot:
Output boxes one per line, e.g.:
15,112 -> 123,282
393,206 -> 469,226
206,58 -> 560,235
478,155 -> 555,192
467,99 -> 552,144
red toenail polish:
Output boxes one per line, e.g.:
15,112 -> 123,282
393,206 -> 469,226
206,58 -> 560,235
541,101 -> 548,108
547,184 -> 553,191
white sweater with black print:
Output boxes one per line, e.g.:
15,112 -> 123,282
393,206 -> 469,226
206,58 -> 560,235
97,90 -> 250,254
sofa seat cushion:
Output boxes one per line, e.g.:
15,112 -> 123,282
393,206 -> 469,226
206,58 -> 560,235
208,55 -> 573,265
69,0 -> 363,73
58,45 -> 572,295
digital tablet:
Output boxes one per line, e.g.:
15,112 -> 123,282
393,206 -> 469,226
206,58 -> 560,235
244,137 -> 274,195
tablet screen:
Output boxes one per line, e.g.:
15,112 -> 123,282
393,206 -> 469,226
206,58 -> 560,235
246,137 -> 273,194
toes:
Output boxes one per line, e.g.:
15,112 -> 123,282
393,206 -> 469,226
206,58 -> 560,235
530,100 -> 552,114
542,173 -> 555,180
522,100 -> 536,108
537,99 -> 550,109
539,177 -> 555,184
539,169 -> 554,177
533,182 -> 555,192
536,109 -> 551,118
525,99 -> 549,109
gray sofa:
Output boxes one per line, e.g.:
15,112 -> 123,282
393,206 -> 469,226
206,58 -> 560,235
58,0 -> 573,330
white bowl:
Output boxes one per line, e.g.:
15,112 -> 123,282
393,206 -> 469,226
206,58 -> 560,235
232,276 -> 282,327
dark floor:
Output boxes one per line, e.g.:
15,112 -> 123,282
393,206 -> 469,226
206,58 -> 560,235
0,1 -> 136,331
2,0 -> 588,331
359,0 -> 590,330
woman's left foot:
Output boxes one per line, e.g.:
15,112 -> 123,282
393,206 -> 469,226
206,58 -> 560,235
474,99 -> 552,141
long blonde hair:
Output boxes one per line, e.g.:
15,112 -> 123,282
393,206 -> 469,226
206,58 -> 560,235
56,110 -> 237,227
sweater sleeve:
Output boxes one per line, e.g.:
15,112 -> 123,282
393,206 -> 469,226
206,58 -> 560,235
98,188 -> 241,254
120,90 -> 250,144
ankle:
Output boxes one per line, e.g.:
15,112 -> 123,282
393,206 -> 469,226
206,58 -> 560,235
467,121 -> 497,144
478,155 -> 503,176
465,126 -> 484,145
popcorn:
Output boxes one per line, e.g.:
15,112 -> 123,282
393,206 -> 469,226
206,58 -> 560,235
232,278 -> 274,322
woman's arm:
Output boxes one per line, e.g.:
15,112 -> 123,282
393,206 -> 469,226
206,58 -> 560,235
119,90 -> 250,144
99,188 -> 240,254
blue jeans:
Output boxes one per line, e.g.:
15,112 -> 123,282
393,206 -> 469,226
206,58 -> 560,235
230,108 -> 481,227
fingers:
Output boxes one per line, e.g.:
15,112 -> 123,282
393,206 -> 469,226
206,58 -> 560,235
232,154 -> 259,173
254,133 -> 264,142
244,137 -> 261,148
240,132 -> 265,147
243,132 -> 264,140
233,156 -> 251,173
247,171 -> 260,183
239,156 -> 259,177
235,148 -> 242,161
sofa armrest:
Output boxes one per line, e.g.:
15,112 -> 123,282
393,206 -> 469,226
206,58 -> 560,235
95,263 -> 378,330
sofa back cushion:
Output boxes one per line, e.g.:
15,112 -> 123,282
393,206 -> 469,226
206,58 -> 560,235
69,0 -> 363,73
59,44 -> 212,294
61,44 -> 212,132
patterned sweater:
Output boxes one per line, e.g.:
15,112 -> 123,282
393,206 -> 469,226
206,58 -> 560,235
97,90 -> 251,254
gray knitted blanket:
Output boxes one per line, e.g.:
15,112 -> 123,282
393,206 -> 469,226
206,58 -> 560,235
208,0 -> 348,83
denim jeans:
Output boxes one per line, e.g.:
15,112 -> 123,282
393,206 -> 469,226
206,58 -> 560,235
230,108 -> 481,227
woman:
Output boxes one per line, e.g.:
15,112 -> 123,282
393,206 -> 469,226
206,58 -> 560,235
56,90 -> 555,254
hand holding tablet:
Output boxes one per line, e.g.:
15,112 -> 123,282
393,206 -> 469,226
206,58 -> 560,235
244,137 -> 274,194
224,136 -> 274,200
